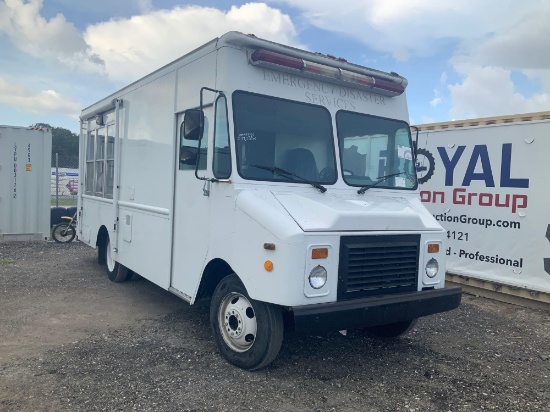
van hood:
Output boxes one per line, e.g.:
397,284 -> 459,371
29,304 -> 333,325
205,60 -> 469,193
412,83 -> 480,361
272,191 -> 441,232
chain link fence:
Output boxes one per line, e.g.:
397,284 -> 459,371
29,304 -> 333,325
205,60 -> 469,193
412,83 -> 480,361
51,152 -> 79,207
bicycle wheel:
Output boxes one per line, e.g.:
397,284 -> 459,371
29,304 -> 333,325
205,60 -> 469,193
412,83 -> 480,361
52,223 -> 76,243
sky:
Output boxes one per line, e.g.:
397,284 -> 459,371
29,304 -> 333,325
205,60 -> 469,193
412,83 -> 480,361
1,0 -> 550,133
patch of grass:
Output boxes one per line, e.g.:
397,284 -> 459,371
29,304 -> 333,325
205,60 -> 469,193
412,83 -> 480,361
51,197 -> 78,207
1,257 -> 14,265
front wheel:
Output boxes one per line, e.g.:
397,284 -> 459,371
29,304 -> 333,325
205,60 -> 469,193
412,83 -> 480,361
52,223 -> 76,243
364,319 -> 417,338
210,274 -> 283,370
102,236 -> 131,282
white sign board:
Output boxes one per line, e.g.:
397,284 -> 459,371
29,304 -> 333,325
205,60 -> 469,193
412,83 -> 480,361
415,120 -> 550,293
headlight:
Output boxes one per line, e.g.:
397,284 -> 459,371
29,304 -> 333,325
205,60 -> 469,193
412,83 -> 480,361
309,265 -> 327,289
425,258 -> 439,278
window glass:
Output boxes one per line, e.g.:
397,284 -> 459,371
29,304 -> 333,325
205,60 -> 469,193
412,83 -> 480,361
336,111 -> 416,189
232,92 -> 336,184
96,130 -> 105,160
94,128 -> 105,194
213,96 -> 231,179
179,115 -> 208,171
85,131 -> 95,193
106,131 -> 115,159
85,162 -> 94,193
86,132 -> 94,161
105,127 -> 115,197
105,160 -> 114,198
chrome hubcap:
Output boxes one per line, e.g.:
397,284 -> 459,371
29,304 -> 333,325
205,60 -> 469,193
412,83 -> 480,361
218,292 -> 257,352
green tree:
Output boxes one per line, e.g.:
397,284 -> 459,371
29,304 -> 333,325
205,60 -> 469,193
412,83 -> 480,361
31,123 -> 79,168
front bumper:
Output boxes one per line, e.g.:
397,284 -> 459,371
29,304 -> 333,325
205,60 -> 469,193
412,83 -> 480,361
290,287 -> 462,334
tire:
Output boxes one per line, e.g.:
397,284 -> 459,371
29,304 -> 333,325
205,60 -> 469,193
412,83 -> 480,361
52,223 -> 76,243
210,274 -> 284,371
102,236 -> 131,282
364,319 -> 418,338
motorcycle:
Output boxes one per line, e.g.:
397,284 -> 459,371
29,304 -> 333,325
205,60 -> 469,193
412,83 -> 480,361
51,213 -> 77,243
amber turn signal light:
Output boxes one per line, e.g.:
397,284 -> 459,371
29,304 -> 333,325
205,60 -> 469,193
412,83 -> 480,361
264,260 -> 274,271
312,248 -> 329,259
427,243 -> 440,253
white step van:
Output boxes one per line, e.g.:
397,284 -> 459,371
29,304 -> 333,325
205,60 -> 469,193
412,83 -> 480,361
78,32 -> 461,370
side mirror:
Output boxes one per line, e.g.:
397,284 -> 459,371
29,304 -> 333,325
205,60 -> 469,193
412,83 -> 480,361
183,109 -> 204,141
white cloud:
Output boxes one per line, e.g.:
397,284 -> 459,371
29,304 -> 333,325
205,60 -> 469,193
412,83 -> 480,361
429,89 -> 441,107
84,3 -> 299,83
453,8 -> 550,72
138,0 -> 153,13
0,0 -> 104,73
0,2 -> 300,123
430,97 -> 442,108
392,48 -> 409,62
271,0 -> 541,60
448,66 -> 550,119
274,0 -> 550,117
0,76 -> 81,116
446,6 -> 550,116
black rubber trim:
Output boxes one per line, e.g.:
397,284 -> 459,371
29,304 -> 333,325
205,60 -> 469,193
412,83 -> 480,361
291,286 -> 462,334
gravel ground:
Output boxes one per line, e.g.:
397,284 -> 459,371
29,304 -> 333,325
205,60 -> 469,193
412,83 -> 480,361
0,241 -> 549,412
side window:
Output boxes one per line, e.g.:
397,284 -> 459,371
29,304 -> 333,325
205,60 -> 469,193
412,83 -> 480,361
105,126 -> 115,198
179,115 -> 208,171
85,131 -> 95,194
84,117 -> 117,198
213,95 -> 231,179
394,128 -> 414,175
94,128 -> 105,195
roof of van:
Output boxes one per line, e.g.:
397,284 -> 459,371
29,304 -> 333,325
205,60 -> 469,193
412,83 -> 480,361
81,31 -> 407,119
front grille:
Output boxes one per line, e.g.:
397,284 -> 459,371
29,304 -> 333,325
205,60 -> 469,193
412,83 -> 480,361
338,235 -> 420,300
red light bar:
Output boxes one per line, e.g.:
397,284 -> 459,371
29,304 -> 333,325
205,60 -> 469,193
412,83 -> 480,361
250,49 -> 304,70
249,48 -> 405,97
373,78 -> 405,95
341,69 -> 375,87
304,61 -> 340,78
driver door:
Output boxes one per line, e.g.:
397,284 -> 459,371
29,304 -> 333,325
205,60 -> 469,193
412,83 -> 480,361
170,107 -> 213,300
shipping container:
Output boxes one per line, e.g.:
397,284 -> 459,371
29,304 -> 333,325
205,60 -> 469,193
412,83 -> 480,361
0,125 -> 52,241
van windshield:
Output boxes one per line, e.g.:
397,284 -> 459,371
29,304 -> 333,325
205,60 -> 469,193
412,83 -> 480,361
336,111 -> 417,190
232,92 -> 337,184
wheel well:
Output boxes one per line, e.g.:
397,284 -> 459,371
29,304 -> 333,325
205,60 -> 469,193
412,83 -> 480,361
96,226 -> 109,266
195,259 -> 234,303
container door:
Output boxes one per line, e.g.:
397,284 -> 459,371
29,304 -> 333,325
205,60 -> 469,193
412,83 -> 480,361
170,108 -> 213,300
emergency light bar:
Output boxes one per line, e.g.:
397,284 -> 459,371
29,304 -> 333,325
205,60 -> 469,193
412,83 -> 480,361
250,49 -> 405,97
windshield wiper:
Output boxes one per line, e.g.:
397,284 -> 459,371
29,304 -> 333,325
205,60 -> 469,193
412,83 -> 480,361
251,165 -> 327,193
357,172 -> 407,194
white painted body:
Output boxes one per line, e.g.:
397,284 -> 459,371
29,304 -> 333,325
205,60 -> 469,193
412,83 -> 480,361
78,32 -> 447,308
0,125 -> 51,241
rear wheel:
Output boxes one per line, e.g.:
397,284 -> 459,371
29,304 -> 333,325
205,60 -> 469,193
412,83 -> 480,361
52,223 -> 76,243
210,274 -> 283,370
102,236 -> 131,282
364,319 -> 417,338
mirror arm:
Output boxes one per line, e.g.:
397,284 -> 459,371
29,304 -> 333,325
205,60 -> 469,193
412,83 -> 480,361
195,86 -> 222,182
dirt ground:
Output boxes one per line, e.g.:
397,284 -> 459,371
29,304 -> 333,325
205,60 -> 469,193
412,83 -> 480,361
0,241 -> 549,412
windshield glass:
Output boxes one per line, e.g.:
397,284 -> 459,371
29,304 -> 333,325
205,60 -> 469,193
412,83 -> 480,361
233,92 -> 337,184
336,111 -> 417,190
